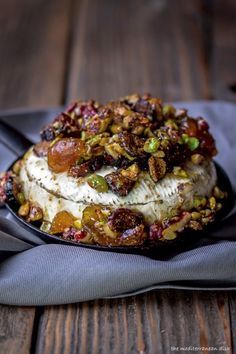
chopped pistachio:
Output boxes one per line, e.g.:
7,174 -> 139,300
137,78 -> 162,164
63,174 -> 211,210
120,163 -> 140,181
173,166 -> 188,178
191,154 -> 204,164
74,219 -> 82,229
181,134 -> 200,150
17,192 -> 25,205
111,124 -> 123,134
191,211 -> 201,220
193,197 -> 207,209
87,174 -> 109,193
76,157 -> 84,165
12,160 -> 22,175
154,150 -> 165,158
162,213 -> 191,240
18,202 -> 30,217
163,104 -> 176,117
213,186 -> 225,199
143,137 -> 160,153
209,196 -> 216,210
188,137 -> 200,151
165,119 -> 178,130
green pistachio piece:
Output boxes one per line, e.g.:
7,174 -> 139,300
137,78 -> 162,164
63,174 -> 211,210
17,192 -> 25,205
188,137 -> 200,151
162,104 -> 176,117
74,219 -> 82,229
144,138 -> 160,153
87,174 -> 109,193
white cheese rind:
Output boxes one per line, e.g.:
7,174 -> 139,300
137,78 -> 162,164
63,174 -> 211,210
20,150 -> 217,224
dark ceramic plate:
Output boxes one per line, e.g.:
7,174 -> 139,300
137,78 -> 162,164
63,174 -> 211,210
0,120 -> 235,258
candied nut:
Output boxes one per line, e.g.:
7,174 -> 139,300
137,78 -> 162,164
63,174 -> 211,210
143,137 -> 160,153
148,156 -> 166,182
191,153 -> 204,165
191,211 -> 201,220
209,196 -> 216,210
213,186 -> 225,199
110,124 -> 123,134
105,171 -> 135,196
175,108 -> 187,118
162,105 -> 176,117
12,160 -> 22,175
16,192 -> 25,205
108,208 -> 144,232
173,166 -> 188,178
193,197 -> 207,209
119,224 -> 146,246
120,163 -> 140,181
18,202 -> 30,217
162,212 -> 191,240
189,220 -> 203,230
131,126 -> 144,135
73,219 -> 82,229
28,204 -> 43,222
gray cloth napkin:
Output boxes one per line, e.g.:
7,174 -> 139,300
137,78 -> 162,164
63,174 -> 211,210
0,101 -> 236,306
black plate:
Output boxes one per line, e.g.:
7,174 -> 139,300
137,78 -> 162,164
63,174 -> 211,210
5,158 -> 235,258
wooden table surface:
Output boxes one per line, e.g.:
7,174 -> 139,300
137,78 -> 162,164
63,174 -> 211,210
0,0 -> 236,353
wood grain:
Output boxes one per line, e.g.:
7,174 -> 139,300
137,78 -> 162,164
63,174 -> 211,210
0,0 -> 72,353
34,291 -> 233,354
0,305 -> 35,354
66,0 -> 216,103
211,0 -> 236,102
0,0 -> 72,109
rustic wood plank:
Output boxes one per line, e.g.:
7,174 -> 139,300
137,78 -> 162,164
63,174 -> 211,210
35,291 -> 233,354
66,0 -> 215,103
0,305 -> 35,354
0,0 -> 72,353
229,292 -> 236,353
210,0 -> 236,102
0,0 -> 72,109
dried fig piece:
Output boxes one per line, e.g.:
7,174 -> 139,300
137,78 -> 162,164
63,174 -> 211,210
68,156 -> 103,178
119,132 -> 145,157
48,138 -> 86,173
68,162 -> 91,178
41,113 -> 80,141
50,211 -> 76,234
148,156 -> 166,182
108,208 -> 143,232
105,171 -> 135,196
119,224 -> 146,246
33,141 -> 50,157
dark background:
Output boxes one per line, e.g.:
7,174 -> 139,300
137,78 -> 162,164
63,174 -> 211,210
0,0 -> 235,110
0,0 -> 236,353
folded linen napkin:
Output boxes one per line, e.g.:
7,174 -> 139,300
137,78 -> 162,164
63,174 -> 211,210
0,101 -> 236,306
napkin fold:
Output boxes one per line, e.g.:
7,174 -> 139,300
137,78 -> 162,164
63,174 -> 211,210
0,101 -> 236,305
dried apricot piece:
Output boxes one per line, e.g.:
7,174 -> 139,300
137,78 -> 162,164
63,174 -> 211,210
50,211 -> 76,234
47,138 -> 86,173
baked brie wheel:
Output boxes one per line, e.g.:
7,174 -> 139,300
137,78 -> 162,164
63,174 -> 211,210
0,94 -> 226,246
